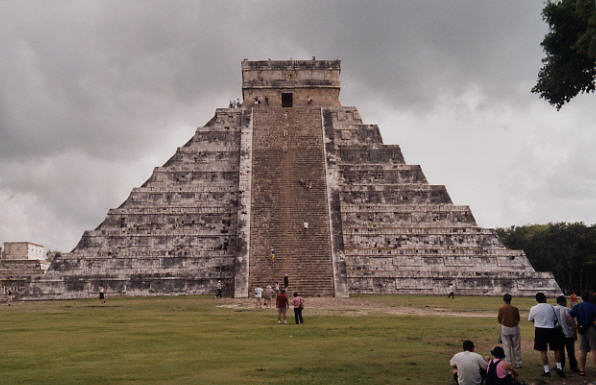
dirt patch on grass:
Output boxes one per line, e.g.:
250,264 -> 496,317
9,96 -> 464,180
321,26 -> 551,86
216,297 -> 493,318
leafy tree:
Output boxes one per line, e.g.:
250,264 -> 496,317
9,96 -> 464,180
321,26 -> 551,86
497,222 -> 596,294
45,250 -> 62,263
532,0 -> 596,110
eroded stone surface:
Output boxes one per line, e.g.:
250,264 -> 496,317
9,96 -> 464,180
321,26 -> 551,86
1,59 -> 560,299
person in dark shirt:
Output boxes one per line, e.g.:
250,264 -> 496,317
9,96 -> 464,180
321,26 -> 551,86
276,289 -> 289,324
567,291 -> 596,376
283,274 -> 289,289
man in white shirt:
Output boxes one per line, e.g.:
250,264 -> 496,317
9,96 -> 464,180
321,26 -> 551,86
449,340 -> 488,385
255,286 -> 263,308
528,292 -> 564,378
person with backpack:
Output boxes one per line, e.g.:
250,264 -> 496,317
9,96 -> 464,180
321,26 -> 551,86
485,346 -> 523,385
567,291 -> 596,376
528,292 -> 564,377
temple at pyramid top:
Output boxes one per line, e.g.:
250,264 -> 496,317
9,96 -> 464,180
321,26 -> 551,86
2,58 -> 561,300
241,59 -> 341,107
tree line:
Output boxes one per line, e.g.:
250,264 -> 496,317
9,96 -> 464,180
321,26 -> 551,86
496,222 -> 596,294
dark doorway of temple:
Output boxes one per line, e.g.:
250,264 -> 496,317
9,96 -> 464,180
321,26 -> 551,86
282,93 -> 293,107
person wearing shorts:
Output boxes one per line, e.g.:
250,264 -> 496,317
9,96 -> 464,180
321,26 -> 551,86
254,286 -> 263,308
568,291 -> 596,376
98,285 -> 105,304
529,292 -> 564,377
276,289 -> 289,324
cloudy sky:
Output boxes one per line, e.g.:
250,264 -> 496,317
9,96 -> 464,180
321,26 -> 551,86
1,1 -> 595,252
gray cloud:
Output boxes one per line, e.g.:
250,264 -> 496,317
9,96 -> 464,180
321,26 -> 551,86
1,0 -> 594,251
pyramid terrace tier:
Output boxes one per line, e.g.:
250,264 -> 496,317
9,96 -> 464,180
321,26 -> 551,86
164,150 -> 240,166
345,230 -> 505,249
339,185 -> 452,205
341,204 -> 477,226
347,272 -> 559,296
100,211 -> 235,232
336,145 -> 406,164
330,124 -> 385,145
340,164 -> 427,185
345,254 -> 536,273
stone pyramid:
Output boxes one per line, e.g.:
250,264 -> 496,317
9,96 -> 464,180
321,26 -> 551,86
9,59 -> 560,299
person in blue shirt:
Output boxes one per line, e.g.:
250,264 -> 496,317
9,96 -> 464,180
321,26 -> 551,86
567,291 -> 596,376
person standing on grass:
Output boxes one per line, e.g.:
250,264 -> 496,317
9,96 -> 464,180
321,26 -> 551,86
498,294 -> 522,368
216,280 -> 223,298
528,292 -> 564,378
276,289 -> 289,324
554,295 -> 578,373
449,340 -> 487,385
99,285 -> 106,304
263,285 -> 273,308
567,291 -> 596,377
292,292 -> 304,324
255,286 -> 263,309
447,282 -> 455,299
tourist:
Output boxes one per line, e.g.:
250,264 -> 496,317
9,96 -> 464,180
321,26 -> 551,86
265,96 -> 269,105
274,282 -> 280,295
447,282 -> 455,299
283,274 -> 289,289
449,340 -> 487,385
7,289 -> 12,306
567,291 -> 596,376
263,285 -> 273,308
99,285 -> 106,304
229,100 -> 233,108
570,292 -> 578,307
497,294 -> 522,368
292,292 -> 304,324
276,289 -> 289,324
216,280 -> 223,298
485,346 -> 522,385
235,98 -> 241,108
554,295 -> 578,373
306,96 -> 312,105
255,286 -> 263,308
528,292 -> 564,377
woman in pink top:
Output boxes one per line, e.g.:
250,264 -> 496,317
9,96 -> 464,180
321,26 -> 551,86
292,292 -> 304,324
486,346 -> 522,385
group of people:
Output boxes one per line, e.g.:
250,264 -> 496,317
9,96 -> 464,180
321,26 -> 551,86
253,274 -> 304,324
228,98 -> 242,109
450,291 -> 596,384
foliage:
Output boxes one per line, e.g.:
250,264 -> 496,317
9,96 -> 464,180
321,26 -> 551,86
531,0 -> 596,110
496,222 -> 596,293
45,249 -> 61,262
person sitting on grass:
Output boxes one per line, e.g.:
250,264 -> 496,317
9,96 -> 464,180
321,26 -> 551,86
486,346 -> 524,385
449,340 -> 487,385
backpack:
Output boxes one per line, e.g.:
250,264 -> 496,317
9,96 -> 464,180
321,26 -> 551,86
486,360 -> 514,385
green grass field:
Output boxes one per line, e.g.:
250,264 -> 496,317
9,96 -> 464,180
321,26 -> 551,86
0,296 -> 589,385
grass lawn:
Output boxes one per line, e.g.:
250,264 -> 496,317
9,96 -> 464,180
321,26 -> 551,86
0,295 -> 590,385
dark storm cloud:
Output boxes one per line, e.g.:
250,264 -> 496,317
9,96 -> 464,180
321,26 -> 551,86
1,1 -> 594,251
